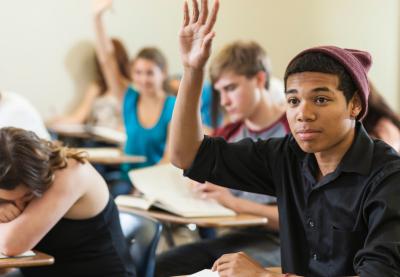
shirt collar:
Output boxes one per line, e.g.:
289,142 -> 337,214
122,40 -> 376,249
337,122 -> 373,175
289,122 -> 373,176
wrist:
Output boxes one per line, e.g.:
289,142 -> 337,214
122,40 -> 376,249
183,66 -> 205,75
94,13 -> 103,20
228,196 -> 241,212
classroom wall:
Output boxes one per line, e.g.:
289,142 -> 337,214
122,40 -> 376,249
0,0 -> 398,118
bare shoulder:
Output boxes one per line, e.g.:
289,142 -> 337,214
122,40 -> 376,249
53,159 -> 101,192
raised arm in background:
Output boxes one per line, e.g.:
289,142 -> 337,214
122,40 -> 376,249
49,83 -> 100,125
93,0 -> 129,101
170,0 -> 220,169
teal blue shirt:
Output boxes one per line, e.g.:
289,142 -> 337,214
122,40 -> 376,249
122,87 -> 176,175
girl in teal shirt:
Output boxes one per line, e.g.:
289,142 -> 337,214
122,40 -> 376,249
93,0 -> 175,195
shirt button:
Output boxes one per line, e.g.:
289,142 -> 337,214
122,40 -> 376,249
312,253 -> 318,261
308,219 -> 315,228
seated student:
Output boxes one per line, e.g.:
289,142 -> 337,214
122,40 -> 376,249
50,39 -> 130,131
93,0 -> 176,196
0,91 -> 50,140
0,127 -> 135,277
155,40 -> 287,277
363,82 -> 400,152
168,75 -> 222,134
169,1 -> 400,276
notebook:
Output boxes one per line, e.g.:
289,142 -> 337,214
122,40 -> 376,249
50,123 -> 126,144
115,164 -> 236,218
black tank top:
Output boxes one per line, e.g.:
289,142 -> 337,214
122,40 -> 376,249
21,196 -> 136,277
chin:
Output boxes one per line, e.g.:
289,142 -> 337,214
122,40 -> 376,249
296,140 -> 321,154
228,114 -> 244,123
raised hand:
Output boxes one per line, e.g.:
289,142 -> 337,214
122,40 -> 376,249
179,0 -> 220,70
93,0 -> 113,16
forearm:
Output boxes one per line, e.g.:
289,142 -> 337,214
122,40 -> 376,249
170,68 -> 205,169
93,12 -> 126,99
232,198 -> 279,231
93,14 -> 113,63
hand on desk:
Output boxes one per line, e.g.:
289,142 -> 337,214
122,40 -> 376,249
212,252 -> 301,277
211,252 -> 269,277
193,182 -> 237,211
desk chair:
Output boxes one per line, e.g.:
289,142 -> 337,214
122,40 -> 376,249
119,211 -> 163,277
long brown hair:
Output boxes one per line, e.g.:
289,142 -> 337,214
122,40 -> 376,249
0,127 -> 87,196
95,38 -> 131,95
131,47 -> 171,93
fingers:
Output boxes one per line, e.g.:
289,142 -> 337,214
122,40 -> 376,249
190,0 -> 200,24
0,204 -> 21,223
193,182 -> 217,193
198,0 -> 209,25
182,0 -> 190,27
204,0 -> 219,33
212,253 -> 234,271
201,31 -> 216,54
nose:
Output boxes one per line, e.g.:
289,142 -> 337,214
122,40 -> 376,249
219,92 -> 230,108
296,101 -> 316,122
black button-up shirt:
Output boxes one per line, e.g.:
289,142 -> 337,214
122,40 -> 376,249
184,123 -> 400,277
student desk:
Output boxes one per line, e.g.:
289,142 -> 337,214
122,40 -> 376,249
49,124 -> 126,145
0,251 -> 54,269
77,147 -> 146,165
118,206 -> 268,228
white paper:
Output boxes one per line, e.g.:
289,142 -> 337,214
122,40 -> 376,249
189,269 -> 220,277
0,250 -> 36,259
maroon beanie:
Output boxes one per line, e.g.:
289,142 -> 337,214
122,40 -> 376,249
287,46 -> 372,120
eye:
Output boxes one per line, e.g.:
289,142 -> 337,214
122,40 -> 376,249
287,97 -> 300,106
314,96 -> 330,105
225,84 -> 237,92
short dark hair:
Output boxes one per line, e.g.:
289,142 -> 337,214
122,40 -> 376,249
284,52 -> 357,103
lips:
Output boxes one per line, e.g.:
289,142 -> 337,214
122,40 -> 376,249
295,128 -> 322,141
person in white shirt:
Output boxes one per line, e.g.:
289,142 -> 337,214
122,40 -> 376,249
0,91 -> 50,140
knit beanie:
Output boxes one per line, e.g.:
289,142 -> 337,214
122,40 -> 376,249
287,46 -> 372,120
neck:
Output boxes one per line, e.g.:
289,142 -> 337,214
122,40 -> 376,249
244,89 -> 286,131
314,126 -> 356,178
140,89 -> 165,101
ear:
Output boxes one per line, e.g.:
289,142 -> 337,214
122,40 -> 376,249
349,93 -> 362,119
255,71 -> 267,89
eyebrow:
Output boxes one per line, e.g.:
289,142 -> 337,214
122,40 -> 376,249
222,83 -> 236,90
285,86 -> 335,95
